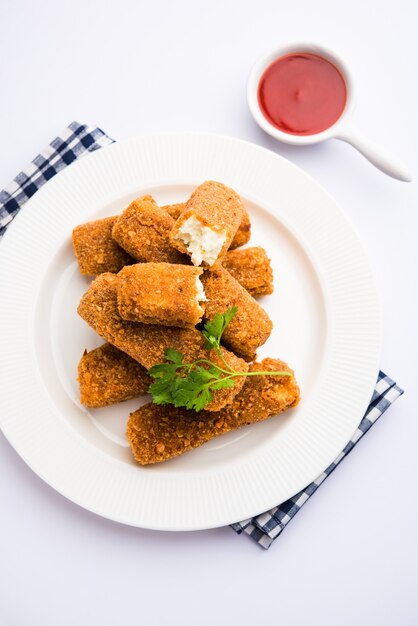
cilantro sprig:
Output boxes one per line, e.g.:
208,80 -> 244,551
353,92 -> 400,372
148,307 -> 291,412
201,306 -> 238,352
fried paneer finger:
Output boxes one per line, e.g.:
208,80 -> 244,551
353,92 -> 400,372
78,343 -> 151,407
163,201 -> 251,250
77,273 -> 248,411
201,264 -> 272,361
169,181 -> 245,266
223,247 -> 273,297
71,195 -> 252,278
229,208 -> 251,249
161,203 -> 185,220
127,358 -> 300,465
117,262 -> 206,327
72,216 -> 134,275
112,195 -> 188,264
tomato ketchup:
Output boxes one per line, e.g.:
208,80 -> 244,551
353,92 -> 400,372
258,53 -> 347,136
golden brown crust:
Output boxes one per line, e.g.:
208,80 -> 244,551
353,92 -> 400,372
169,181 -> 245,264
163,201 -> 251,250
229,208 -> 251,249
77,273 -> 248,411
223,247 -> 274,297
78,343 -> 151,407
161,203 -> 185,220
112,196 -> 189,264
127,358 -> 300,465
201,264 -> 272,361
117,262 -> 204,327
72,216 -> 134,275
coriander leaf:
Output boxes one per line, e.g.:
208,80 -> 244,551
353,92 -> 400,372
148,378 -> 176,405
191,366 -> 216,383
209,377 -> 235,390
222,306 -> 238,329
169,369 -> 215,412
202,333 -> 218,351
172,384 -> 198,410
148,363 -> 170,378
148,362 -> 179,380
183,384 -> 212,412
171,386 -> 193,408
193,387 -> 213,412
202,306 -> 238,350
203,313 -> 224,343
165,348 -> 184,364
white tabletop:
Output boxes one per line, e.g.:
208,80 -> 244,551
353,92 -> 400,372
1,1 -> 417,624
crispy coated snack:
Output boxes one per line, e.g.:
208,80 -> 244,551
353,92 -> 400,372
223,247 -> 274,297
229,208 -> 251,249
169,181 -> 245,266
161,203 -> 185,220
163,201 -> 251,250
72,216 -> 134,275
112,195 -> 188,264
127,358 -> 300,465
77,273 -> 248,411
117,262 -> 205,327
78,343 -> 151,407
201,264 -> 272,361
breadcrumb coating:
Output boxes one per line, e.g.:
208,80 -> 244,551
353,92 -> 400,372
161,203 -> 185,220
229,208 -> 251,249
127,358 -> 300,465
112,195 -> 189,264
72,206 -> 259,298
169,181 -> 245,265
201,264 -> 272,361
223,247 -> 274,297
117,262 -> 205,327
78,343 -> 151,407
77,273 -> 248,411
72,216 -> 134,275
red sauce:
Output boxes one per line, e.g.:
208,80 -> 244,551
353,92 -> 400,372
258,53 -> 347,136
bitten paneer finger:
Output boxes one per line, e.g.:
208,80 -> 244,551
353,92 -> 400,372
78,343 -> 151,407
72,216 -> 134,275
117,262 -> 206,327
112,195 -> 189,264
162,201 -> 251,250
169,181 -> 245,266
201,264 -> 272,361
223,247 -> 274,297
77,273 -> 248,411
127,359 -> 300,465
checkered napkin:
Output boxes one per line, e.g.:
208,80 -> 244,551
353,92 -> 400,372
231,372 -> 403,547
0,121 -> 113,237
0,122 -> 404,549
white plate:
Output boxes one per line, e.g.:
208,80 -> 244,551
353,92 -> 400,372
0,134 -> 381,531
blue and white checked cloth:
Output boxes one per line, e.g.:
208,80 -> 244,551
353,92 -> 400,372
231,371 -> 403,547
0,122 -> 404,549
0,122 -> 113,237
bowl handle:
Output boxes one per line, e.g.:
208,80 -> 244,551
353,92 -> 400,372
335,124 -> 412,182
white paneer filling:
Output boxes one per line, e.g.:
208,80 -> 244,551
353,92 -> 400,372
176,216 -> 226,266
195,275 -> 207,310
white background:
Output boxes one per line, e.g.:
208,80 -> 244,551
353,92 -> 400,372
1,1 -> 417,624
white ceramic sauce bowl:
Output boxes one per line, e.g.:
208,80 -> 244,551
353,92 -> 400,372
247,42 -> 412,182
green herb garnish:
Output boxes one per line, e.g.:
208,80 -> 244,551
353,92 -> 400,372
148,307 -> 291,412
201,306 -> 239,352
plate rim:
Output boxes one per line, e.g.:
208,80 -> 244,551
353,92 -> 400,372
0,132 -> 381,530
